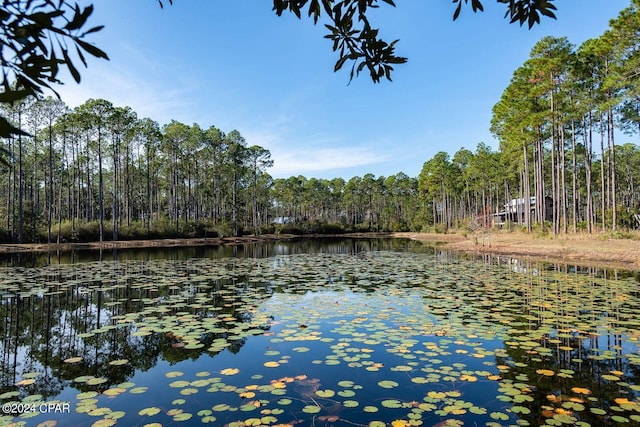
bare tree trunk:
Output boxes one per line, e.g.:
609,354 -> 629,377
98,127 -> 105,242
56,131 -> 66,244
560,124 -> 567,234
8,135 -> 14,240
551,124 -> 558,233
18,111 -> 24,244
571,120 -> 577,233
585,113 -> 594,233
48,117 -> 54,244
146,142 -> 151,235
112,136 -> 119,241
232,165 -> 238,237
32,128 -> 38,243
608,108 -> 617,230
599,114 -> 606,231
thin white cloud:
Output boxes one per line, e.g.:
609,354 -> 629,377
55,44 -> 198,124
58,71 -> 192,121
270,146 -> 387,177
244,127 -> 388,178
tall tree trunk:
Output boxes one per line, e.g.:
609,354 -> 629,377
56,131 -> 66,244
585,113 -> 594,233
608,108 -> 617,230
98,127 -> 104,242
112,137 -> 119,241
232,165 -> 238,237
560,124 -> 567,234
252,168 -> 259,236
48,117 -> 54,244
599,114 -> 606,231
550,86 -> 558,234
571,120 -> 577,233
551,124 -> 558,233
146,142 -> 151,235
8,136 -> 15,240
18,111 -> 24,244
32,131 -> 38,243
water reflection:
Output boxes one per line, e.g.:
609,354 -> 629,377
0,240 -> 639,426
0,237 -> 431,268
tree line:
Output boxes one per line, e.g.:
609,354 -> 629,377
0,97 -> 278,243
420,1 -> 640,235
0,97 -> 423,244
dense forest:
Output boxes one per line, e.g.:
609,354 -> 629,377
1,2 -> 640,244
0,95 -> 424,243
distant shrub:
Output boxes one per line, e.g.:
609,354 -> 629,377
601,230 -> 636,240
531,222 -> 550,237
387,219 -> 408,232
212,222 -> 232,238
316,222 -> 348,234
277,221 -> 348,235
113,222 -> 143,240
75,221 -> 101,242
434,223 -> 448,234
419,224 -> 432,233
259,225 -> 276,235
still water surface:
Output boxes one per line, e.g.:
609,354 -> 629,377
0,238 -> 639,427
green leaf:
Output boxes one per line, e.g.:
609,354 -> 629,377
315,389 -> 335,398
61,49 -> 81,83
0,89 -> 33,103
138,406 -> 161,416
377,380 -> 399,389
453,1 -> 462,21
81,25 -> 105,36
75,38 -> 110,60
65,5 -> 93,31
0,116 -> 31,139
302,405 -> 321,413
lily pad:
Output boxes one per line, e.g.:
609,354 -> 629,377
378,380 -> 399,389
138,407 -> 161,416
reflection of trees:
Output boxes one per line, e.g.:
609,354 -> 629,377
0,237 -> 427,268
491,264 -> 639,426
0,260 -> 275,400
2,240 -> 638,424
2,240 -> 418,398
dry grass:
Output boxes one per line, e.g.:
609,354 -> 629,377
389,232 -> 467,243
394,230 -> 640,270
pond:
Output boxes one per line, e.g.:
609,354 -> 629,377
0,238 -> 639,427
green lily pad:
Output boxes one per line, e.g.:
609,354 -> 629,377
138,407 -> 161,416
378,380 -> 399,389
315,389 -> 335,398
302,405 -> 321,414
86,377 -> 108,386
381,400 -> 402,408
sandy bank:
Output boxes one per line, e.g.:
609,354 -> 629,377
392,231 -> 640,270
1,231 -> 638,271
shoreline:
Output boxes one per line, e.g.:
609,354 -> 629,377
0,232 -> 638,271
0,234 -> 297,254
392,232 -> 640,271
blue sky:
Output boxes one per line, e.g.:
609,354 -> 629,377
56,1 -> 630,179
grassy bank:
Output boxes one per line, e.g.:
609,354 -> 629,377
393,230 -> 640,270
